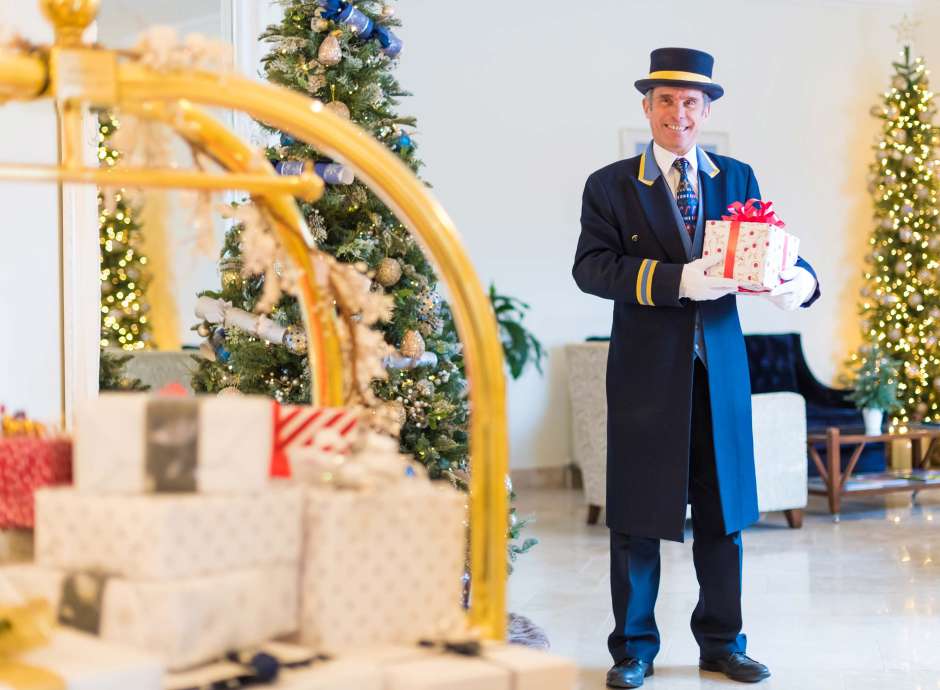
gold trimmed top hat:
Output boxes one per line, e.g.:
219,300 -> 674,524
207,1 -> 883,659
634,47 -> 724,101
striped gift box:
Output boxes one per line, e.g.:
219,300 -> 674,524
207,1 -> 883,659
270,404 -> 361,478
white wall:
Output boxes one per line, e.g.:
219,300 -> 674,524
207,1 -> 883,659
0,4 -> 60,422
394,0 -> 915,469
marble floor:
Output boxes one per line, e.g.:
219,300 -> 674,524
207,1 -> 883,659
508,487 -> 940,690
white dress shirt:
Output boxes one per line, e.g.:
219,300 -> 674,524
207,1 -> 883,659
652,142 -> 698,199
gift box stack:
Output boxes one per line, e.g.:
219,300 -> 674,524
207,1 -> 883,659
287,431 -> 468,652
2,393 -> 303,672
703,199 -> 799,293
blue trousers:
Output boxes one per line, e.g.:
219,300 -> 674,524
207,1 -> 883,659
608,360 -> 746,664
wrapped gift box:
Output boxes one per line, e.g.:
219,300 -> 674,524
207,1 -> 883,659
166,658 -> 383,690
0,437 -> 71,529
481,643 -> 578,690
1,628 -> 163,690
2,564 -> 298,671
74,394 -> 273,493
35,487 -> 302,579
384,655 -> 510,690
703,220 -> 799,292
299,482 -> 466,652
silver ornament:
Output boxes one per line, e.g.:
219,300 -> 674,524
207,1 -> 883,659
283,324 -> 308,355
930,236 -> 940,251
415,379 -> 435,397
909,292 -> 923,307
318,34 -> 342,66
896,259 -> 909,274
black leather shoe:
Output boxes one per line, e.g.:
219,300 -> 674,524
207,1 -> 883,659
699,652 -> 770,682
606,658 -> 654,688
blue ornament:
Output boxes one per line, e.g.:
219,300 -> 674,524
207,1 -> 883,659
275,160 -> 306,176
394,133 -> 412,152
374,25 -> 402,57
314,162 -> 355,185
280,133 -> 298,147
318,1 -> 402,57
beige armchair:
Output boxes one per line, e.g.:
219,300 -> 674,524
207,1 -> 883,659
565,342 -> 807,528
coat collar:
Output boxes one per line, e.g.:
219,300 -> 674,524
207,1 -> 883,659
637,140 -> 720,186
635,141 -> 722,263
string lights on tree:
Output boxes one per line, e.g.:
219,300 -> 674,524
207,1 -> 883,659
98,113 -> 151,351
855,44 -> 940,425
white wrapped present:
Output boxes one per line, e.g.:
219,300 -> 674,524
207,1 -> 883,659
702,200 -> 799,292
384,655 -> 509,690
35,487 -> 302,579
299,481 -> 466,652
481,643 -> 578,690
74,393 -> 273,493
0,628 -> 163,690
1,564 -> 298,671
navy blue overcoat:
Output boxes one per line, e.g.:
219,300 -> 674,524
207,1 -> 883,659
572,143 -> 819,542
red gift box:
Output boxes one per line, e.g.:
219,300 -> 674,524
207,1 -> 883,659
0,437 -> 72,528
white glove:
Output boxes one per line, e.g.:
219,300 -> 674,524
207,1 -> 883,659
766,266 -> 817,311
679,254 -> 740,301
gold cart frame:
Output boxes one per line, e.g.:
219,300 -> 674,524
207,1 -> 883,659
0,0 -> 508,640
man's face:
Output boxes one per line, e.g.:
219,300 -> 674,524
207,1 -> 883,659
642,86 -> 710,156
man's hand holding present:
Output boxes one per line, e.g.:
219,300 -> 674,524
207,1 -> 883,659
765,266 -> 817,311
680,255 -> 740,301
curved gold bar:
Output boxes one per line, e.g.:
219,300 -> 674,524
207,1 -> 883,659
0,53 -> 47,101
116,66 -> 508,639
123,100 -> 346,407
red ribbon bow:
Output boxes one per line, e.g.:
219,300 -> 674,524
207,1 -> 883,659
721,199 -> 785,228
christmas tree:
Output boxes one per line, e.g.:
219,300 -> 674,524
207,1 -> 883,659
856,45 -> 940,425
98,113 -> 151,352
190,0 -> 541,563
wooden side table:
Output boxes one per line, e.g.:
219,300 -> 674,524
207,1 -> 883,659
806,426 -> 940,521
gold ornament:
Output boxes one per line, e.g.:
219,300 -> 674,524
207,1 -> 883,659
312,17 -> 330,32
325,100 -> 351,119
400,330 -> 425,359
197,323 -> 210,338
375,257 -> 403,286
318,33 -> 342,66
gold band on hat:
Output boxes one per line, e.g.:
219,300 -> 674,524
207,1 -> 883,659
647,70 -> 713,84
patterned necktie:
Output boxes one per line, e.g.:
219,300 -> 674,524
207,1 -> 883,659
673,157 -> 698,240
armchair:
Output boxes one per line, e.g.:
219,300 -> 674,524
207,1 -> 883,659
743,333 -> 885,475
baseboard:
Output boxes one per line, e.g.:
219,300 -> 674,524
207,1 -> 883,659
511,464 -> 579,490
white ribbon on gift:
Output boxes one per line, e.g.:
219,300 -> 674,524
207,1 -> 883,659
287,431 -> 426,489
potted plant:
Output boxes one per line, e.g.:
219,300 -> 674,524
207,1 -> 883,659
845,346 -> 901,435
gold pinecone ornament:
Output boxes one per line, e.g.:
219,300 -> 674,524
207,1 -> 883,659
400,330 -> 425,359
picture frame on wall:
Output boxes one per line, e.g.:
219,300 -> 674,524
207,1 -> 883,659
619,128 -> 730,159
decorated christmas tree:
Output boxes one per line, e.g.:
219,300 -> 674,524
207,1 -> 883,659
190,0 -> 541,564
97,113 -> 152,352
856,45 -> 940,425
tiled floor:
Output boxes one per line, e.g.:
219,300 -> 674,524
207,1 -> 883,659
508,487 -> 940,689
